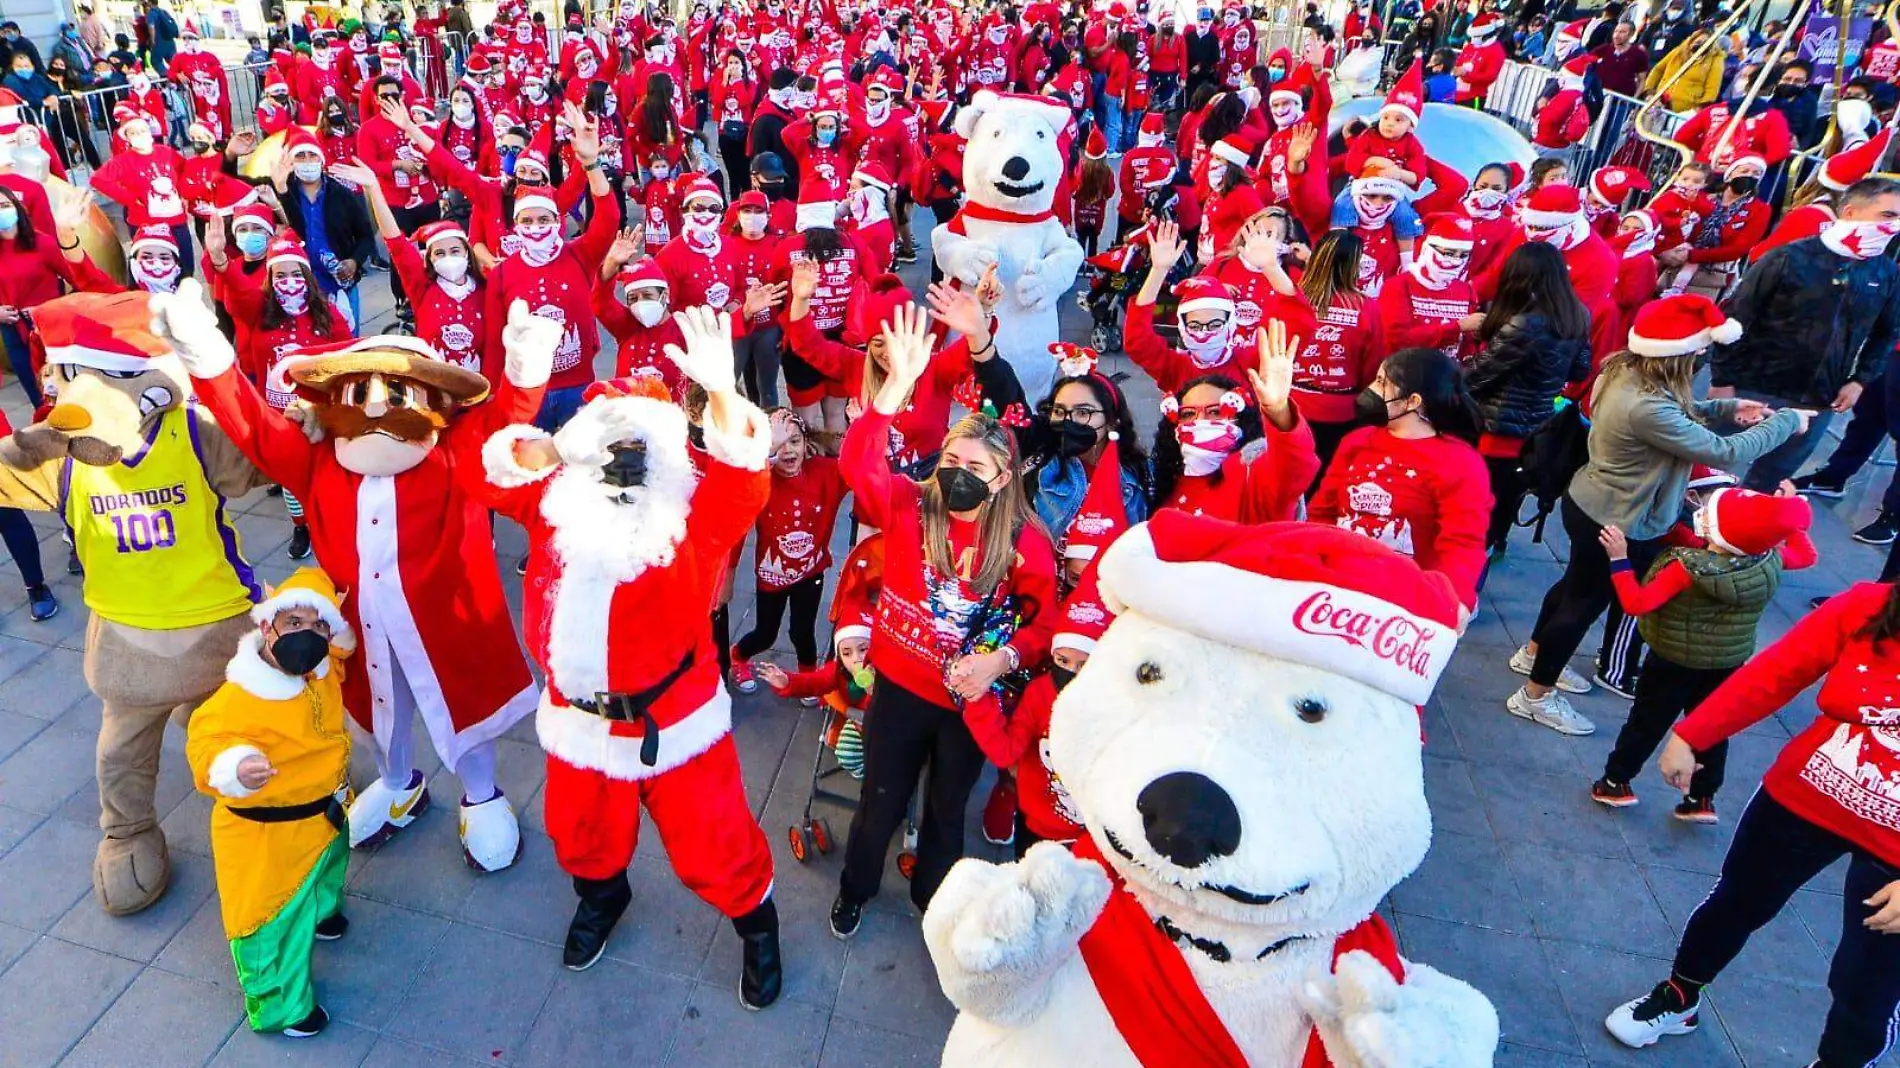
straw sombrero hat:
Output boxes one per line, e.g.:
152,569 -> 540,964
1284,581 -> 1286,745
284,335 -> 491,406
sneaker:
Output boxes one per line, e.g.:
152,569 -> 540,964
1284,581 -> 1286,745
730,649 -> 758,694
281,1005 -> 330,1038
1592,670 -> 1639,700
515,555 -> 529,577
1605,979 -> 1700,1048
265,484 -> 284,498
1810,594 -> 1834,609
1509,645 -> 1593,694
829,894 -> 863,940
26,585 -> 57,622
981,774 -> 1017,846
1853,513 -> 1898,546
1673,796 -> 1718,824
1507,686 -> 1596,736
1591,778 -> 1639,807
65,547 -> 81,575
314,912 -> 349,941
287,525 -> 312,560
1790,472 -> 1847,499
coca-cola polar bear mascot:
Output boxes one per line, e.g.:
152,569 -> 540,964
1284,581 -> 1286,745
923,514 -> 1500,1067
932,90 -> 1085,404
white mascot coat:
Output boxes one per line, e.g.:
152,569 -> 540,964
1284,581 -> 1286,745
932,90 -> 1085,405
923,514 -> 1500,1068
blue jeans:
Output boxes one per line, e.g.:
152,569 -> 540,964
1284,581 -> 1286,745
1103,96 -> 1125,157
1733,388 -> 1837,493
1813,375 -> 1899,518
1090,71 -> 1108,130
3,325 -> 42,408
533,385 -> 587,434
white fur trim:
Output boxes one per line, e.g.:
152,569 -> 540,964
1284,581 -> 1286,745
513,193 -> 557,217
1353,175 -> 1412,201
537,688 -> 732,781
698,401 -> 772,472
1052,633 -> 1097,654
1626,317 -> 1741,357
1064,543 -> 1099,562
1097,525 -> 1458,704
483,425 -> 560,489
1269,88 -> 1304,107
795,201 -> 840,231
43,346 -> 156,373
1211,139 -> 1251,166
421,225 -> 467,248
1422,235 -> 1474,251
834,624 -> 872,646
1519,206 -> 1580,228
1698,488 -> 1740,554
852,168 -> 892,192
225,631 -> 309,701
1378,103 -> 1420,127
266,249 -> 310,269
129,232 -> 177,257
1176,296 -> 1236,318
251,589 -> 355,652
207,744 -> 266,799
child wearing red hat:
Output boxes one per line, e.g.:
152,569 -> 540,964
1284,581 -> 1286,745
756,534 -> 882,774
1593,487 -> 1818,820
1343,60 -> 1428,189
728,191 -> 787,404
1074,130 -> 1116,257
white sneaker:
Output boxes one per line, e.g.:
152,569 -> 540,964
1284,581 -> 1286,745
1605,982 -> 1700,1048
459,792 -> 523,872
346,770 -> 430,848
1507,686 -> 1596,736
1509,645 -> 1594,694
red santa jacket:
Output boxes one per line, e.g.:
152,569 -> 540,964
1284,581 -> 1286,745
1677,100 -> 1793,168
169,50 -> 232,140
1453,40 -> 1504,104
1534,87 -> 1588,149
1749,202 -> 1832,264
388,238 -> 486,375
1685,197 -> 1771,265
89,146 -> 188,226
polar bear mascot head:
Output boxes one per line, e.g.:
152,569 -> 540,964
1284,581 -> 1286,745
954,90 -> 1070,216
924,513 -> 1500,1068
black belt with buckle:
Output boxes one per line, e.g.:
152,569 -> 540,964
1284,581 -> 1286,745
569,648 -> 696,767
229,792 -> 347,833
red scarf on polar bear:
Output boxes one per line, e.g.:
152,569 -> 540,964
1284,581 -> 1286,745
1071,835 -> 1405,1068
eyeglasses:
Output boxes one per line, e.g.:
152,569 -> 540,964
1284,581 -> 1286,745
1173,405 -> 1236,422
1046,403 -> 1105,426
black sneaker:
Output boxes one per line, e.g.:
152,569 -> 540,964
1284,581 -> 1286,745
314,912 -> 349,941
1592,670 -> 1639,701
282,1005 -> 330,1038
829,894 -> 863,940
1605,979 -> 1699,1048
1811,594 -> 1834,609
1853,513 -> 1898,546
26,585 -> 58,623
1590,778 -> 1639,808
515,555 -> 529,577
65,547 -> 81,575
288,525 -> 313,560
1674,796 -> 1718,824
265,484 -> 284,498
1790,473 -> 1847,499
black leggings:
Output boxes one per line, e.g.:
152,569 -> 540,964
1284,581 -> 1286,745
927,199 -> 958,285
1601,652 -> 1731,797
0,508 -> 44,588
735,572 -> 823,667
1674,791 -> 1900,1067
839,678 -> 987,911
718,133 -> 750,201
1527,495 -> 1663,689
1484,454 -> 1522,551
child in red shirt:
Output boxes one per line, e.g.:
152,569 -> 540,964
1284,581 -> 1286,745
637,153 -> 683,252
732,410 -> 850,683
1647,162 -> 1716,255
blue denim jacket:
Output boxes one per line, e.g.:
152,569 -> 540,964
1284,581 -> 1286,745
1034,457 -> 1151,545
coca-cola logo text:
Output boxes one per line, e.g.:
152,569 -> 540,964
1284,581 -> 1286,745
1291,591 -> 1438,679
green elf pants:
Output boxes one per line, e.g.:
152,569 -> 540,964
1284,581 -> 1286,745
229,834 -> 347,1032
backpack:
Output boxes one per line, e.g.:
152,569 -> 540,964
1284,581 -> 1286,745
1511,401 -> 1590,542
1561,96 -> 1591,144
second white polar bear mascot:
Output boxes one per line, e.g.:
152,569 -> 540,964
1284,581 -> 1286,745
923,513 -> 1500,1068
932,90 -> 1085,404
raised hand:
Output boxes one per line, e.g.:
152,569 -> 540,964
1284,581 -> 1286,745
380,95 -> 413,131
742,281 -> 788,319
926,278 -> 988,338
789,259 -> 821,302
1247,318 -> 1299,427
605,227 -> 643,273
1149,219 -> 1186,271
51,184 -> 93,237
150,278 -> 237,379
663,305 -> 739,394
872,303 -> 936,415
565,101 -> 601,165
227,129 -> 259,157
1238,216 -> 1281,269
326,160 -> 378,189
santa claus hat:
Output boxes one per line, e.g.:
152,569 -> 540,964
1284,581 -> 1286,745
581,373 -> 672,406
1211,133 -> 1256,168
266,233 -> 312,269
283,126 -> 324,158
264,66 -> 289,92
1382,60 -> 1425,126
232,203 -> 276,232
1352,164 -> 1412,202
1084,125 -> 1108,160
1724,155 -> 1766,178
1559,53 -> 1595,81
852,160 -> 894,192
512,184 -> 558,219
251,568 -> 356,653
1697,487 -> 1811,557
680,175 -> 726,207
464,52 -> 493,76
1627,293 -> 1742,357
1822,129 -> 1891,191
112,102 -> 145,129
1554,18 -> 1589,50
1173,275 -> 1235,319
1054,561 -> 1114,654
1468,12 -> 1503,38
128,224 -> 178,258
1064,433 -> 1131,565
33,291 -> 176,372
414,220 -> 467,250
1139,112 -> 1165,138
829,534 -> 884,644
843,274 -> 914,346
867,66 -> 904,94
519,123 -> 554,175
795,201 -> 838,232
1589,166 -> 1650,207
617,259 -> 669,292
1686,464 -> 1738,492
1519,183 -> 1584,228
1098,513 -> 1462,705
378,41 -> 404,62
1420,213 -> 1474,250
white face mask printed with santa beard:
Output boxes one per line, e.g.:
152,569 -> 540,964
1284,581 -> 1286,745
1525,215 -> 1588,251
1464,187 -> 1508,218
131,254 -> 181,293
1176,418 -> 1243,476
1354,192 -> 1399,229
681,205 -> 722,248
1179,315 -> 1237,368
1821,218 -> 1900,259
515,220 -> 565,266
1270,99 -> 1304,130
274,273 -> 310,315
1412,238 -> 1468,290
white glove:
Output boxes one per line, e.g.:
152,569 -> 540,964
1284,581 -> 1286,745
551,398 -> 645,469
662,305 -> 737,394
150,278 -> 235,378
502,299 -> 561,389
1300,951 -> 1501,1068
956,241 -> 1001,287
1016,259 -> 1050,310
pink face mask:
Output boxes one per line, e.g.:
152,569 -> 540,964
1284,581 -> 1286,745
1175,418 -> 1243,475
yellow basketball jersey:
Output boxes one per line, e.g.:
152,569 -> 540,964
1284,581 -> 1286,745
63,406 -> 261,629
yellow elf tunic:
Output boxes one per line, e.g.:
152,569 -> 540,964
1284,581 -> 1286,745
185,629 -> 352,1032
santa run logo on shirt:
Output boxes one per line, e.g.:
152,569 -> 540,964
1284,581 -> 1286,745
440,323 -> 477,358
532,304 -> 584,371
1290,590 -> 1439,681
1805,722 -> 1900,831
1339,479 -> 1417,556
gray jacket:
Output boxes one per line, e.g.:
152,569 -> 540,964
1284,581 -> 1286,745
1568,382 -> 1801,540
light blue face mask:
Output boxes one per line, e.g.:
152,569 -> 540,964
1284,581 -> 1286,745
236,230 -> 269,257
816,127 -> 837,147
0,206 -> 17,232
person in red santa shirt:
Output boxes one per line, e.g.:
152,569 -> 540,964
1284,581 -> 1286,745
1458,162 -> 1519,280
433,83 -> 491,174
293,36 -> 346,126
1584,165 -> 1652,240
1290,228 -> 1388,469
840,162 -> 899,275
853,71 -> 916,224
482,110 -> 621,433
1675,94 -> 1794,172
1475,183 -> 1618,314
726,192 -> 788,404
1604,581 -> 1900,1067
1610,208 -> 1663,341
198,200 -> 276,348
1259,84 -> 1330,241
1647,162 -> 1717,260
655,177 -> 745,311
591,255 -> 689,398
1126,223 -> 1255,393
167,27 -> 231,141
340,165 -> 489,377
1750,131 -> 1891,264
1203,210 -> 1318,342
633,149 -> 684,254
970,13 -> 1018,92
710,49 -> 761,200
1217,1 -> 1256,90
1340,164 -> 1415,298
1379,213 -> 1482,359
1117,113 -> 1178,241
1310,345 -> 1492,616
783,106 -> 859,214
1015,20 -> 1056,92
112,62 -> 168,138
1195,134 -> 1268,263
476,308 -> 785,1003
770,222 -> 872,433
1657,155 -> 1771,299
91,104 -> 193,273
170,285 -> 563,874
254,68 -> 294,137
1454,12 -> 1507,106
356,42 -> 428,120
395,106 -> 586,273
466,54 -> 512,128
1535,54 -> 1594,157
359,91 -> 442,326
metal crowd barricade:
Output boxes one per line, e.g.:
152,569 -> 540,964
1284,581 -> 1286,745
30,59 -> 276,185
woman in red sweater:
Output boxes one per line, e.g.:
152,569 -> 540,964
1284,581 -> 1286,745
830,305 -> 1058,937
1293,229 -> 1387,472
1309,346 -> 1493,614
1606,582 -> 1900,1066
0,185 -> 111,407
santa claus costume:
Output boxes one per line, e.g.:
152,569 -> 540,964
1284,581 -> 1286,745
1378,214 -> 1477,359
1454,13 -> 1507,106
479,318 -> 783,1007
168,29 -> 232,141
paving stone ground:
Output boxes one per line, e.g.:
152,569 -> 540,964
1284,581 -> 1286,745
0,220 -> 1894,1068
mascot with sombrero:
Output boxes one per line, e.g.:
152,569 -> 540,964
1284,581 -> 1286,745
0,288 -> 272,915
169,281 -> 562,873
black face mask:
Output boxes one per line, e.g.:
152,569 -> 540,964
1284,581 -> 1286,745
1353,387 -> 1395,427
1051,664 -> 1078,692
1053,419 -> 1098,459
270,628 -> 329,676
1726,177 -> 1758,196
936,465 -> 992,511
601,442 -> 649,489
1775,83 -> 1805,97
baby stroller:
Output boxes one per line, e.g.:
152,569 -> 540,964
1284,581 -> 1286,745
1081,189 -> 1192,354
